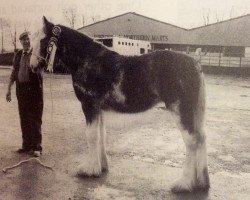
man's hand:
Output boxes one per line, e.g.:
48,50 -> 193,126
6,90 -> 11,102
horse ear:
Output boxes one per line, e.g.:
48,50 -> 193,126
43,16 -> 53,35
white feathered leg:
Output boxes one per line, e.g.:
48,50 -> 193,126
196,131 -> 210,190
171,130 -> 198,192
77,117 -> 102,176
99,112 -> 109,172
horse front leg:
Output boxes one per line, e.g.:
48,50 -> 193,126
99,111 -> 109,172
77,108 -> 102,177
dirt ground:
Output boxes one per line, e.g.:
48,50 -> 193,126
0,67 -> 249,200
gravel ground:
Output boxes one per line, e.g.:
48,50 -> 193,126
0,67 -> 249,200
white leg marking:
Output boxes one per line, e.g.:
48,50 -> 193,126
77,117 -> 102,176
196,131 -> 210,190
171,130 -> 198,193
99,112 -> 109,171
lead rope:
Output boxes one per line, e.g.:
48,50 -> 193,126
3,158 -> 53,173
49,71 -> 54,135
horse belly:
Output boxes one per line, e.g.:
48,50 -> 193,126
107,82 -> 160,113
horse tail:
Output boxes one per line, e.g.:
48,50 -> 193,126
193,68 -> 206,134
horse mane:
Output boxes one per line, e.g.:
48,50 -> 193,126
57,25 -> 111,58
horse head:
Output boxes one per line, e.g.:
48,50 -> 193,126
30,17 -> 61,73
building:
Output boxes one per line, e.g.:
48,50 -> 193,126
78,12 -> 250,69
78,12 -> 188,52
187,14 -> 250,57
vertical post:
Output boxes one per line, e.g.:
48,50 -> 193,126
219,47 -> 222,67
1,19 -> 3,54
239,56 -> 242,68
151,43 -> 154,51
186,45 -> 190,54
209,52 -> 211,66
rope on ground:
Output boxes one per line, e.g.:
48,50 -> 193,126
2,157 -> 53,173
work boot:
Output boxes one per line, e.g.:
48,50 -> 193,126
16,148 -> 30,154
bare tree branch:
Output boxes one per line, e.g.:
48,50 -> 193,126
91,14 -> 101,23
82,14 -> 85,27
7,22 -> 17,51
23,20 -> 31,31
63,7 -> 77,29
202,9 -> 210,26
0,18 -> 10,53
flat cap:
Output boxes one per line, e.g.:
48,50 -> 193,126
19,31 -> 30,40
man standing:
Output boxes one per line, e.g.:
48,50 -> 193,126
6,31 -> 43,157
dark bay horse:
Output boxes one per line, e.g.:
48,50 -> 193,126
30,17 -> 209,193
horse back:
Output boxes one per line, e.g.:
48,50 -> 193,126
115,50 -> 201,112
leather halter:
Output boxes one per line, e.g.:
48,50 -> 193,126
45,26 -> 61,72
33,26 -> 61,72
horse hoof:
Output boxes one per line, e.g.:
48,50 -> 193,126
171,178 -> 196,193
101,157 -> 109,172
77,162 -> 102,177
101,165 -> 109,173
195,180 -> 210,192
196,167 -> 210,191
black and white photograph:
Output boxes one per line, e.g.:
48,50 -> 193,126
0,0 -> 249,199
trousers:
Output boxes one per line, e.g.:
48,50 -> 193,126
16,81 -> 43,151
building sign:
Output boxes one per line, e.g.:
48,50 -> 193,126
124,35 -> 168,42
94,34 -> 168,42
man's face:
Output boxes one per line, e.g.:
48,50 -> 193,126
20,36 -> 30,51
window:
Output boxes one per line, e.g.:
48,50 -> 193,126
122,42 -> 124,45
140,48 -> 145,54
102,39 -> 113,47
118,41 -> 121,45
125,42 -> 127,45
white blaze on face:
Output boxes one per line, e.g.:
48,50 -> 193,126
30,28 -> 46,70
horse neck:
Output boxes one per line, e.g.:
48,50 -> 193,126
58,29 -> 106,70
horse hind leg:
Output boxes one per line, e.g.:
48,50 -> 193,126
195,126 -> 210,191
170,115 -> 199,193
170,77 -> 209,192
194,76 -> 210,191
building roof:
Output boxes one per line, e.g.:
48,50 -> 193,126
78,12 -> 250,47
187,14 -> 250,46
79,12 -> 187,31
78,12 -> 188,44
